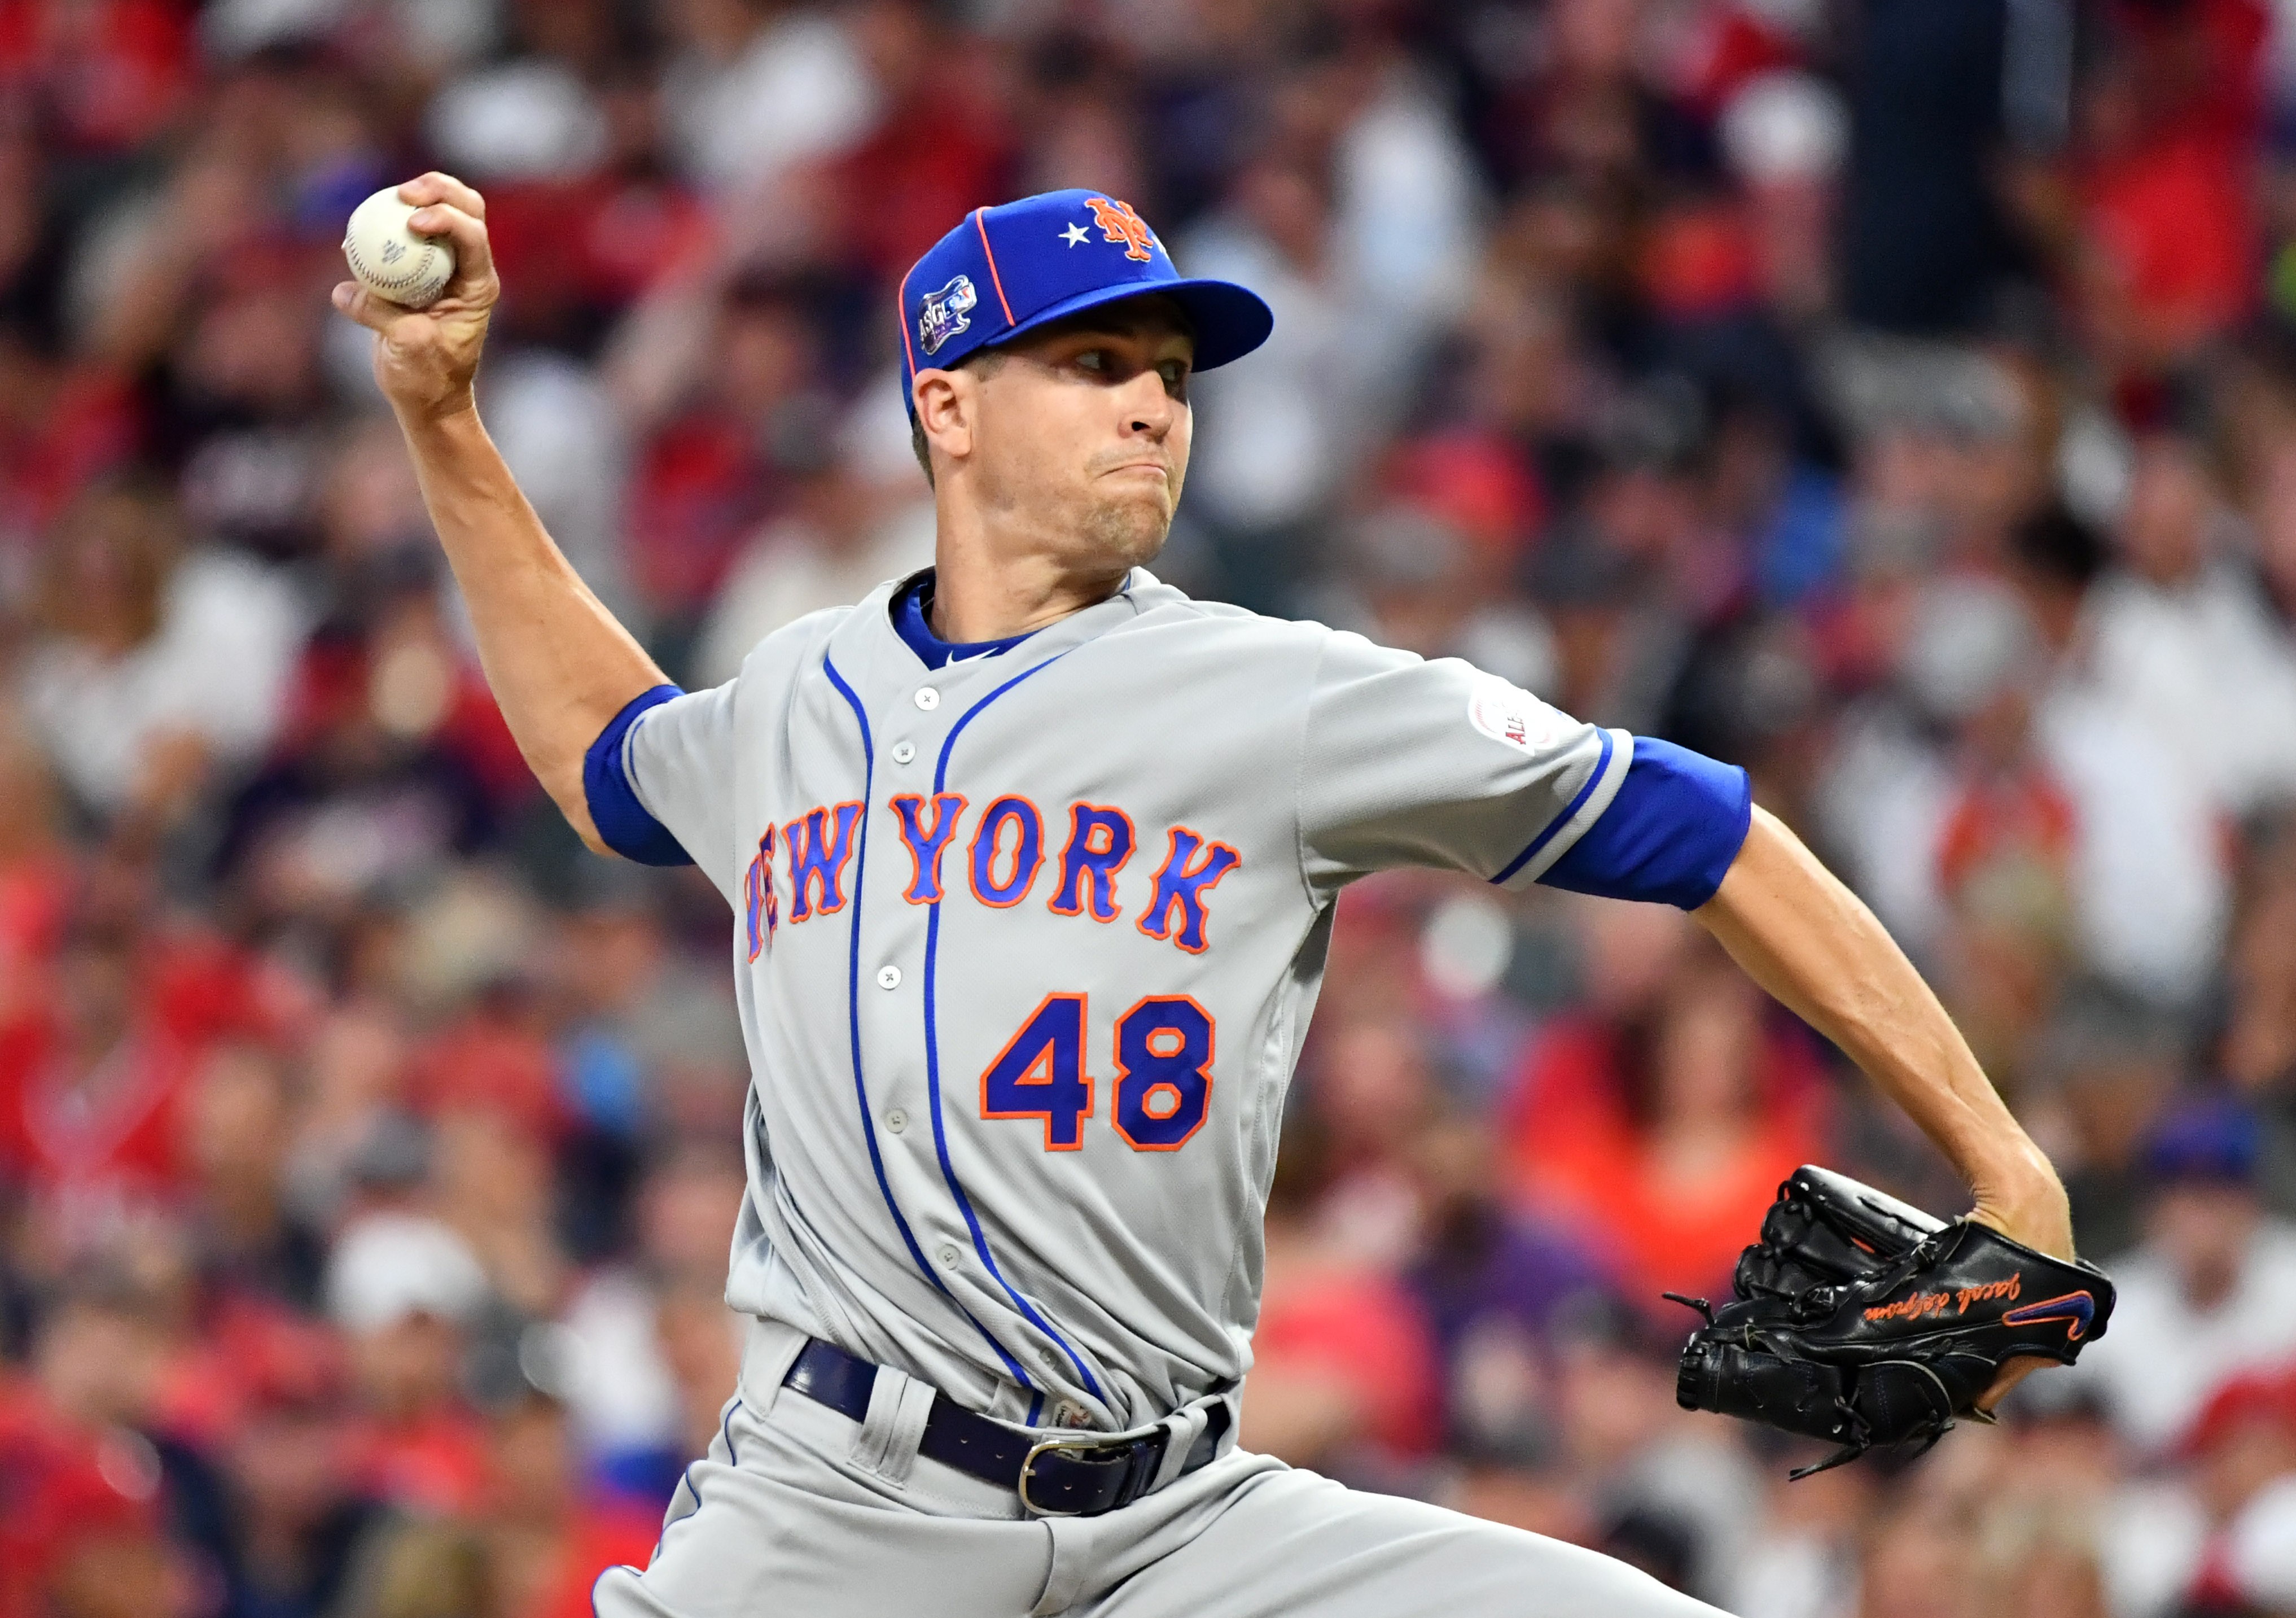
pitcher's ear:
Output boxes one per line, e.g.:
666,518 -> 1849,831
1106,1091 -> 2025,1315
914,369 -> 975,466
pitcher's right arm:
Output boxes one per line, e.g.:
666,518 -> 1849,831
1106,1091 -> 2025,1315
331,173 -> 666,855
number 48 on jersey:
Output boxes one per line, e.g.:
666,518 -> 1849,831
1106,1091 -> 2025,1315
980,994 -> 1214,1152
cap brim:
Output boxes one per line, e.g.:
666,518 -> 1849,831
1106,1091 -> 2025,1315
982,277 -> 1274,373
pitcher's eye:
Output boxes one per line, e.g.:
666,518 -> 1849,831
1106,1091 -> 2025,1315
1077,349 -> 1109,373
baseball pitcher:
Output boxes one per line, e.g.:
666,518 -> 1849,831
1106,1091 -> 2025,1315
334,177 -> 2079,1617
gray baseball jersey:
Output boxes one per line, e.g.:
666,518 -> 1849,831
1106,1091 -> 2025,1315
612,568 -> 1628,1434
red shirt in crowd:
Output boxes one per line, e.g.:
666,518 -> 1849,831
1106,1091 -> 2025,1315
515,1505 -> 665,1618
0,928 -> 274,1245
1252,1251 -> 1443,1462
0,1375 -> 164,1618
1501,1014 -> 1826,1305
344,1405 -> 494,1518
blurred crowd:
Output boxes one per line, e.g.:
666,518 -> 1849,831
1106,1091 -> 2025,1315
3,1 -> 2296,1616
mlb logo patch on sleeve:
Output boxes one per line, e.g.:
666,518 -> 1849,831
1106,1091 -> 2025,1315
1466,673 -> 1566,754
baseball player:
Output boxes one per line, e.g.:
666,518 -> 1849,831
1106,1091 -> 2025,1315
334,177 -> 2076,1617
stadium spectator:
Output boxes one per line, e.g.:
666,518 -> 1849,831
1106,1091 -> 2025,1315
2084,431 -> 2296,817
2072,1097 -> 2296,1454
15,481 -> 301,824
1504,941 -> 1825,1305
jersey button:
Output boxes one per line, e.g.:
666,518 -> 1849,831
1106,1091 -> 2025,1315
892,741 -> 916,764
876,965 -> 902,990
914,688 -> 940,711
886,1108 -> 908,1134
937,1245 -> 960,1270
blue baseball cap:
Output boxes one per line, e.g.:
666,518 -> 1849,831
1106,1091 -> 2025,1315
897,189 -> 1273,410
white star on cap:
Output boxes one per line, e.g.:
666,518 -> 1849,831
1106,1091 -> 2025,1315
1059,222 -> 1089,247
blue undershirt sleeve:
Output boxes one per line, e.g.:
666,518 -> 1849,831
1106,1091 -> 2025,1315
1538,737 -> 1752,909
583,684 -> 696,867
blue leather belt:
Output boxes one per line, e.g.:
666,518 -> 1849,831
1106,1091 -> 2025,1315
781,1337 -> 1229,1516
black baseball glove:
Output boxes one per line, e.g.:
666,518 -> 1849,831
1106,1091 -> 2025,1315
1668,1166 -> 2115,1477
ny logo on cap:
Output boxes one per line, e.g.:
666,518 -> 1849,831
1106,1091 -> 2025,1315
918,274 -> 979,356
1085,197 -> 1157,263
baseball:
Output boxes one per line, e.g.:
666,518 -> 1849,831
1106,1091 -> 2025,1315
341,187 -> 456,309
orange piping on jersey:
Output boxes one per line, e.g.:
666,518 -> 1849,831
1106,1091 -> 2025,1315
1111,994 -> 1215,1152
1048,802 -> 1136,922
969,794 -> 1047,908
890,793 -> 968,904
744,827 -> 778,959
785,801 -> 865,921
978,991 -> 1092,1152
1135,825 -> 1241,954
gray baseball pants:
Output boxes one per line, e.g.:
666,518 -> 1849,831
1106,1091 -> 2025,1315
591,1318 -> 1725,1618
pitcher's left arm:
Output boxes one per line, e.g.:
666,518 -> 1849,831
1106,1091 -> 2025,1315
1693,806 -> 2070,1260
1692,806 -> 2072,1406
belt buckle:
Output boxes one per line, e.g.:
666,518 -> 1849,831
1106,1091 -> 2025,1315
1018,1432 -> 1116,1517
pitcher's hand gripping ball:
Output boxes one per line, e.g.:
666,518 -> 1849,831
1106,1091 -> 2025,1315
343,187 -> 456,309
1668,1166 -> 2115,1476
